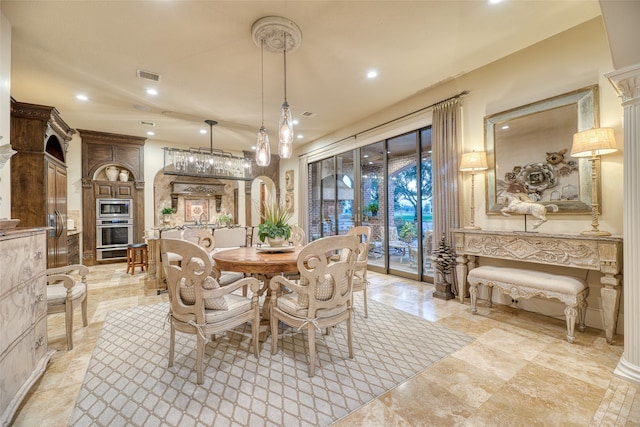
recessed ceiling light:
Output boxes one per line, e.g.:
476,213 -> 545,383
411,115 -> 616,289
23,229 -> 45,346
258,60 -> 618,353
488,0 -> 503,4
292,119 -> 299,125
501,125 -> 510,130
251,146 -> 256,150
146,131 -> 155,136
76,94 -> 88,101
296,134 -> 303,139
199,129 -> 207,134
367,70 -> 378,79
146,88 -> 158,96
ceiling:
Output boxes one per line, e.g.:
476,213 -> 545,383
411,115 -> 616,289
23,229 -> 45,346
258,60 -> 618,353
1,1 -> 602,154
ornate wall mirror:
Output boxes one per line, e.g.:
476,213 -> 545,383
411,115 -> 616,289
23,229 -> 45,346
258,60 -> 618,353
484,85 -> 599,214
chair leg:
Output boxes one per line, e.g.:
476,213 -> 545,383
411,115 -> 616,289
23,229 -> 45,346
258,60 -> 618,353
168,322 -> 175,368
347,315 -> 354,358
271,313 -> 279,355
81,295 -> 88,327
196,333 -> 205,385
126,247 -> 133,275
252,315 -> 260,358
363,284 -> 368,318
308,326 -> 316,377
65,303 -> 74,351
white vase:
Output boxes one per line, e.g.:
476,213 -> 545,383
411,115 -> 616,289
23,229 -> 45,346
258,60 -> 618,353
105,166 -> 119,181
118,170 -> 129,181
267,236 -> 285,247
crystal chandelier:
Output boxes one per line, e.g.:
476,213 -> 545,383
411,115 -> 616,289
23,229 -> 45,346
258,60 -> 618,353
163,120 -> 253,180
251,16 -> 301,163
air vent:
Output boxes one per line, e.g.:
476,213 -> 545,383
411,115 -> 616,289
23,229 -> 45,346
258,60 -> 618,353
136,69 -> 161,82
139,120 -> 156,127
300,111 -> 316,118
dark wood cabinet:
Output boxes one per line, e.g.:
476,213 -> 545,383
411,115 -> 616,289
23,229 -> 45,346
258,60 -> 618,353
10,100 -> 75,268
94,181 -> 134,198
79,129 -> 145,265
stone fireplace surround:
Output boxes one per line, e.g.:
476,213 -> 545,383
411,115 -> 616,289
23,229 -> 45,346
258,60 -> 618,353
153,172 -> 238,228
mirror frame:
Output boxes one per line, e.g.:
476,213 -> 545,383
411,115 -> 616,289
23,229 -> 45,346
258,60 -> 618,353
484,85 -> 599,215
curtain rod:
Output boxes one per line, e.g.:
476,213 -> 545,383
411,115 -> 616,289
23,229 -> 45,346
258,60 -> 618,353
301,90 -> 469,157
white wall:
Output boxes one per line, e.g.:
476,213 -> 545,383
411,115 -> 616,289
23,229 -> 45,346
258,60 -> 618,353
295,18 -> 623,332
460,17 -> 622,235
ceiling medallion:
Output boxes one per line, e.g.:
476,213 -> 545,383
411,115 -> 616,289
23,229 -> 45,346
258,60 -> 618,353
251,16 -> 302,53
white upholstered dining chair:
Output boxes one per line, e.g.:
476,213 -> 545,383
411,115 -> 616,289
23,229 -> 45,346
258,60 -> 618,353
160,238 -> 261,384
45,264 -> 89,350
343,225 -> 371,317
269,234 -> 359,376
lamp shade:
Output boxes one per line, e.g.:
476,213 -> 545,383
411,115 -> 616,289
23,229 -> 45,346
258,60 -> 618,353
571,128 -> 618,157
459,151 -> 488,171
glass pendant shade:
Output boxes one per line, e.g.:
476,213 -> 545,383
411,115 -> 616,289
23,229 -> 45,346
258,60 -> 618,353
256,126 -> 271,167
278,101 -> 293,158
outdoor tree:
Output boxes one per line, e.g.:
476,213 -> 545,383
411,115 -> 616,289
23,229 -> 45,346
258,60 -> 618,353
392,158 -> 433,216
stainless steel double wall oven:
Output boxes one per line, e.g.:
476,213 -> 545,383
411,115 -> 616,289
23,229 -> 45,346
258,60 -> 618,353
96,198 -> 134,261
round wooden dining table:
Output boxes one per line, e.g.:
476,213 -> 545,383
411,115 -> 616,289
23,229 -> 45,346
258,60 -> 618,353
212,246 -> 302,340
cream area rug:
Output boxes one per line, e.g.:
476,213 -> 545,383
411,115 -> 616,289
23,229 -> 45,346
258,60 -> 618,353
69,297 -> 473,426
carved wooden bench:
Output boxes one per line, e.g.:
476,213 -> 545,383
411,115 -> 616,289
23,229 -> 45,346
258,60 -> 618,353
467,265 -> 589,343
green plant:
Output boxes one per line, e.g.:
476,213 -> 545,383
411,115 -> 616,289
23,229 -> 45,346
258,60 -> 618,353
161,207 -> 175,215
258,200 -> 292,242
365,200 -> 379,216
218,212 -> 232,225
399,222 -> 417,242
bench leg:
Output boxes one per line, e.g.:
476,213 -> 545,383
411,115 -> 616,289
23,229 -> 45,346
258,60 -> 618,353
564,304 -> 578,343
577,294 -> 587,333
487,285 -> 493,308
470,283 -> 478,314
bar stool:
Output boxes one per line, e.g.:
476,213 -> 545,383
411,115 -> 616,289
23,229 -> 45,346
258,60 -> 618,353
126,243 -> 148,275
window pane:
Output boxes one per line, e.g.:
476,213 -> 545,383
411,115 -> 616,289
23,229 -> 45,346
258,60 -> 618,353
361,142 -> 385,268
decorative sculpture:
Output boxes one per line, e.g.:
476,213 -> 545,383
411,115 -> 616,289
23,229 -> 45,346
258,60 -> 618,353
432,233 -> 456,299
500,192 -> 558,229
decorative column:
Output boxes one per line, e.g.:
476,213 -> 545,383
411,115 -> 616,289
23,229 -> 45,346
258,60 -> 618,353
607,64 -> 640,385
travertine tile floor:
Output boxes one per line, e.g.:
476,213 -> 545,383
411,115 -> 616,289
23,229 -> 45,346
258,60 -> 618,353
12,263 -> 640,426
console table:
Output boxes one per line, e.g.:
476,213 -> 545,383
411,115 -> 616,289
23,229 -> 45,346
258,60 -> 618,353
452,229 -> 623,344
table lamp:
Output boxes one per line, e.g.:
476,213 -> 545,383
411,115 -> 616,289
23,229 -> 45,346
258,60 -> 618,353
570,128 -> 618,236
459,151 -> 488,230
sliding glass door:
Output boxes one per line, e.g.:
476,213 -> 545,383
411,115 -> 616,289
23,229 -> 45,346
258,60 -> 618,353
307,126 -> 433,282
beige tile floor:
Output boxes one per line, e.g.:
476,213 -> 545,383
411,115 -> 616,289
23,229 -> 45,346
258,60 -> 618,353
11,263 -> 640,426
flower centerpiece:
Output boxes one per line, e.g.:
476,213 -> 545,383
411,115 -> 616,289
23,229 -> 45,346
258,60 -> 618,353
258,200 -> 292,247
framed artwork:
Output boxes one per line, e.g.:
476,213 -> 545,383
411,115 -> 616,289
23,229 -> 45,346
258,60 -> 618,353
185,199 -> 209,222
285,170 -> 294,191
485,85 -> 599,214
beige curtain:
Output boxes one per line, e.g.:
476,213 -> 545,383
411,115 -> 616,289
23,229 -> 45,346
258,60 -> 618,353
431,97 -> 462,294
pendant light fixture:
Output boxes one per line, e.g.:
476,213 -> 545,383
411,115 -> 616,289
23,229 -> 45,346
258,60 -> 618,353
251,16 -> 301,161
255,38 -> 271,167
278,32 -> 293,159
